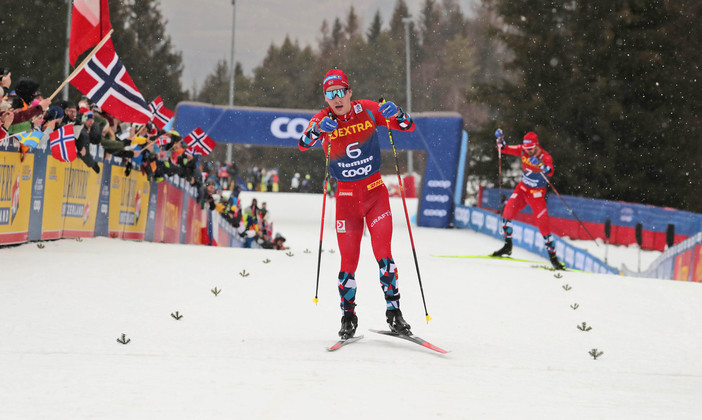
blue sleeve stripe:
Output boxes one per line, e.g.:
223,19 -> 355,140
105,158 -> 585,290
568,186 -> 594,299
365,109 -> 376,125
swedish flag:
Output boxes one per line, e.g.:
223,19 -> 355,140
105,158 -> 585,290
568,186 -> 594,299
17,130 -> 43,149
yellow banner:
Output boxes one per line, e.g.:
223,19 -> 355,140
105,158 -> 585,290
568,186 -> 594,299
42,159 -> 102,238
108,166 -> 150,238
0,150 -> 34,243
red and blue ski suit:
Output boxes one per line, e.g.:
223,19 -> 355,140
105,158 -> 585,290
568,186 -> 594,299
299,99 -> 414,313
500,144 -> 554,237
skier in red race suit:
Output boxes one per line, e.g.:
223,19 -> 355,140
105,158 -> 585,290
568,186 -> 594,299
299,69 -> 415,339
491,131 -> 566,270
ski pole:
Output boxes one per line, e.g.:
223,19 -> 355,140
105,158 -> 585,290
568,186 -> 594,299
539,172 -> 599,244
313,118 -> 334,305
495,128 -> 504,212
380,98 -> 431,323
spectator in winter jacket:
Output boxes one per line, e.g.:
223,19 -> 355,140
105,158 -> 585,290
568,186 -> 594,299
273,233 -> 287,250
59,101 -> 78,127
227,162 -> 239,189
290,173 -> 301,192
0,69 -> 11,98
200,178 -> 218,211
248,198 -> 260,220
75,112 -> 101,174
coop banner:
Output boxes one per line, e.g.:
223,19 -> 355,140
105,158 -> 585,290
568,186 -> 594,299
0,145 -> 34,244
40,156 -> 102,239
153,179 -> 183,244
107,166 -> 150,240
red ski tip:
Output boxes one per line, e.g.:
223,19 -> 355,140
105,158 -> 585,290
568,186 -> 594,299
421,341 -> 449,354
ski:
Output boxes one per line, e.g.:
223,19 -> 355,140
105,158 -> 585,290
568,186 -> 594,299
327,334 -> 364,351
369,329 -> 450,354
531,264 -> 581,272
431,254 -> 541,264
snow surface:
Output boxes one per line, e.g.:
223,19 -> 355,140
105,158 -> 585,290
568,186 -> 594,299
2,191 -> 701,419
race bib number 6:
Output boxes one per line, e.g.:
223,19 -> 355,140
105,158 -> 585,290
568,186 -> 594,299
346,142 -> 361,159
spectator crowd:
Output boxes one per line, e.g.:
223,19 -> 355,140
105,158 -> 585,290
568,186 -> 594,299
199,179 -> 286,250
0,72 -> 202,189
2,70 -> 292,251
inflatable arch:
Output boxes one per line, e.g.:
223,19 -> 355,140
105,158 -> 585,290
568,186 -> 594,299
174,102 -> 464,228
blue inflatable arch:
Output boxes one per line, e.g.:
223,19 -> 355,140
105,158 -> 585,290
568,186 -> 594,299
174,101 -> 463,228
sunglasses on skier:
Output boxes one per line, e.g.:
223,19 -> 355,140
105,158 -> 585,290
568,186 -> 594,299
324,88 -> 349,100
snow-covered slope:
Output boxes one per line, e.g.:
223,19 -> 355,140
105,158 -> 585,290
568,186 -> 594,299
1,192 -> 700,419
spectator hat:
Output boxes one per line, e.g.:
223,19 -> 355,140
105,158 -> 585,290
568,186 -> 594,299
81,112 -> 94,123
45,106 -> 64,121
322,69 -> 350,91
523,132 -> 539,149
15,78 -> 40,104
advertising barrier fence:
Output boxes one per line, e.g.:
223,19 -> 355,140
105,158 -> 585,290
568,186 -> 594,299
0,139 -> 243,249
5,137 -> 697,282
453,205 -> 620,275
621,232 -> 702,282
479,187 -> 702,252
463,200 -> 702,282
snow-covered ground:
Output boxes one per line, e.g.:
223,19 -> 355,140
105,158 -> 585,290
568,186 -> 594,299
2,191 -> 700,419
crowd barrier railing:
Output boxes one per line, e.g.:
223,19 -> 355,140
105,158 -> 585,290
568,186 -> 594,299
0,140 -> 244,248
478,186 -> 702,252
453,205 -> 620,275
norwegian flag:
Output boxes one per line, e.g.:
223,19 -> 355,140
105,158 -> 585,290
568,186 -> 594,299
1,125 -> 8,141
155,134 -> 170,147
148,96 -> 174,130
69,0 -> 111,66
69,37 -> 151,124
183,127 -> 216,156
49,125 -> 78,163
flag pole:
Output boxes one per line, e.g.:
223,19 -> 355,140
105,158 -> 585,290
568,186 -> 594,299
49,29 -> 115,101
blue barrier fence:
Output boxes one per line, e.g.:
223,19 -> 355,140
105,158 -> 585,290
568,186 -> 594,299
480,187 -> 702,251
453,205 -> 620,275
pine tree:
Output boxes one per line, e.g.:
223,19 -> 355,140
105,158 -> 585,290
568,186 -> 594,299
414,0 -> 447,111
110,0 -> 186,104
345,6 -> 362,40
196,61 -> 251,106
367,11 -> 383,44
249,37 -> 319,109
387,0 -> 418,108
0,0 -> 185,106
0,0 -> 70,97
389,0 -> 411,41
196,60 -> 230,105
470,0 -> 701,211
